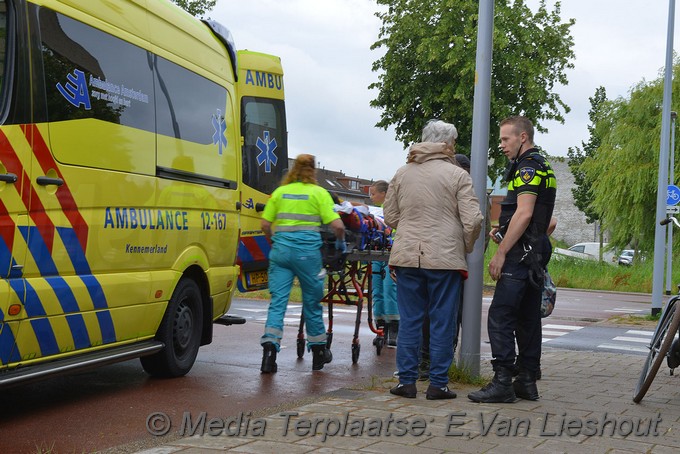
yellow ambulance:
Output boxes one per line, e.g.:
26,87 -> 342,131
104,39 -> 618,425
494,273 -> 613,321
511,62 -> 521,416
0,0 -> 286,386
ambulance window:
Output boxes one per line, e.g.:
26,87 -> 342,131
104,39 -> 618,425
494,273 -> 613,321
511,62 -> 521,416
154,55 -> 227,144
241,97 -> 287,195
39,8 -> 154,132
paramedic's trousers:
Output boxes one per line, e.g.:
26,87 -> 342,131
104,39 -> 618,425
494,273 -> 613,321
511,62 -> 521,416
371,261 -> 399,322
487,260 -> 542,373
261,243 -> 327,351
394,267 -> 461,388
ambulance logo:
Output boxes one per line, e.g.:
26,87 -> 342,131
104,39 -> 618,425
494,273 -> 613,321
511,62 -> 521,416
56,69 -> 92,109
256,130 -> 278,173
212,109 -> 228,155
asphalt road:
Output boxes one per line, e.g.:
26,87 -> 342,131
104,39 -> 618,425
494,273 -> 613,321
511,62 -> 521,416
0,288 -> 659,453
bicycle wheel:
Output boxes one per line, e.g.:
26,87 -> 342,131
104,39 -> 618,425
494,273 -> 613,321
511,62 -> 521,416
633,299 -> 680,403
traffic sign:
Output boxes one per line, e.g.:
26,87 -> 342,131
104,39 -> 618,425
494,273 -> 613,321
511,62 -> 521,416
667,205 -> 680,214
667,185 -> 680,206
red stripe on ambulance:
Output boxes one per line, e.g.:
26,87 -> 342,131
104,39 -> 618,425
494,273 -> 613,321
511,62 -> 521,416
22,125 -> 89,252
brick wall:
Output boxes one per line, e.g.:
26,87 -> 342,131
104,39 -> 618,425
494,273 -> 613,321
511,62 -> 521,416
549,157 -> 606,246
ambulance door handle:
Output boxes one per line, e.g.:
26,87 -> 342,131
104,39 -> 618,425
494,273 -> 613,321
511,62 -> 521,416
0,173 -> 17,183
236,201 -> 242,210
256,203 -> 266,212
36,176 -> 64,186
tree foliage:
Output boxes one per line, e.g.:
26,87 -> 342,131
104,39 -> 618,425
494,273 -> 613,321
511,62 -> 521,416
171,0 -> 216,17
581,59 -> 680,254
567,86 -> 607,224
370,0 -> 575,179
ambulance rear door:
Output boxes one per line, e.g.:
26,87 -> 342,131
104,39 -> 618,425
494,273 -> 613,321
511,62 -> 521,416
236,50 -> 287,291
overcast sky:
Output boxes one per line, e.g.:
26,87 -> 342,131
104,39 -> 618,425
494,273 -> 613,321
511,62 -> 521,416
211,0 -> 680,182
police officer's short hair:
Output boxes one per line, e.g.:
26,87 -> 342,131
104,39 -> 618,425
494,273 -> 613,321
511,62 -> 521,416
500,116 -> 534,143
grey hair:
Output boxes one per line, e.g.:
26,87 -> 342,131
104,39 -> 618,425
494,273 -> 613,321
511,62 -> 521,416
421,119 -> 458,146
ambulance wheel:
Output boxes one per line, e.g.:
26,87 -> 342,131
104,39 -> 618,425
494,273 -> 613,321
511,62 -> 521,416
141,278 -> 203,378
351,344 -> 360,364
297,338 -> 305,358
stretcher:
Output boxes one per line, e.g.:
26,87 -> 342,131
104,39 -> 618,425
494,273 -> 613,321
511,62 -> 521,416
296,218 -> 393,364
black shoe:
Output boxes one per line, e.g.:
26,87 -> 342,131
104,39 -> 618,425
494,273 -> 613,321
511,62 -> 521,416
260,342 -> 278,374
468,368 -> 517,403
311,345 -> 333,371
390,383 -> 417,398
513,370 -> 540,400
426,385 -> 457,400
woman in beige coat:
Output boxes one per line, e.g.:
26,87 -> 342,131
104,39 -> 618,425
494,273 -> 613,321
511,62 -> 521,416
384,119 -> 483,400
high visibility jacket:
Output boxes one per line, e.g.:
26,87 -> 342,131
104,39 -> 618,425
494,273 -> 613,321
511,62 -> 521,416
262,182 -> 339,232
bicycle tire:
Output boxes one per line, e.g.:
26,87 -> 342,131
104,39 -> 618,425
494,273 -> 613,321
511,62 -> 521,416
633,299 -> 680,403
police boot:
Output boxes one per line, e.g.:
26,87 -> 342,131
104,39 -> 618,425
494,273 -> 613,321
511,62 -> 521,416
373,320 -> 386,346
260,342 -> 278,374
387,321 -> 399,347
311,345 -> 333,371
513,369 -> 540,400
468,368 -> 517,403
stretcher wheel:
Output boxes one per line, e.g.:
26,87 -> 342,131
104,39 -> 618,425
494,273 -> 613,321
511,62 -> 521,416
326,332 -> 333,349
351,343 -> 360,364
374,337 -> 384,356
297,338 -> 305,358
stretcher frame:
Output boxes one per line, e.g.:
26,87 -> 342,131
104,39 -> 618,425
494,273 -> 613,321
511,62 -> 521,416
296,238 -> 391,364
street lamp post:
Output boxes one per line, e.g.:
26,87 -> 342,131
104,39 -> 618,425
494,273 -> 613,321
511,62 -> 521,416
667,111 -> 677,295
652,0 -> 676,315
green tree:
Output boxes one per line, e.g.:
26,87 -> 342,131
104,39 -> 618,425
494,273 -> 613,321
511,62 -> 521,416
370,0 -> 575,179
171,0 -> 216,17
582,59 -> 680,254
567,87 -> 607,224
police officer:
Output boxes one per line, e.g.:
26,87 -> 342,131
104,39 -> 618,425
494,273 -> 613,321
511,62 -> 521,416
259,154 -> 346,373
468,116 -> 556,403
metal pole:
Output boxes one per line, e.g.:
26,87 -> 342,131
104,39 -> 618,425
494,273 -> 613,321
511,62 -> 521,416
460,0 -> 494,377
652,0 -> 675,315
667,111 -> 677,295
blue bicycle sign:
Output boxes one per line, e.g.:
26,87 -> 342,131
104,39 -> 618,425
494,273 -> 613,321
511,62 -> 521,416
667,185 -> 680,206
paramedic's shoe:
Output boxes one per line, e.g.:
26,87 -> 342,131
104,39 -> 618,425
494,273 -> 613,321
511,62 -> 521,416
389,383 -> 416,398
468,368 -> 517,403
426,384 -> 457,400
311,345 -> 333,371
260,342 -> 277,374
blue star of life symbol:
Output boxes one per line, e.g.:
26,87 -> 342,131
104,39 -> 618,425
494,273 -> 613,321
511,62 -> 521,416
212,109 -> 228,155
56,69 -> 91,110
256,131 -> 278,173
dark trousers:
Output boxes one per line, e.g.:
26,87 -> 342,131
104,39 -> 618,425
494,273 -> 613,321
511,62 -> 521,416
487,261 -> 542,373
395,267 -> 461,387
422,281 -> 464,360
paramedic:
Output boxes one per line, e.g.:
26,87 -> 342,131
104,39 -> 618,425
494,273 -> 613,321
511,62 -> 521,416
384,119 -> 483,400
369,180 -> 400,347
468,116 -> 556,403
259,154 -> 346,373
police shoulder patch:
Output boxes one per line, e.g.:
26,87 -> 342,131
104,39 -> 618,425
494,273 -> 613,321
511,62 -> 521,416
519,167 -> 535,183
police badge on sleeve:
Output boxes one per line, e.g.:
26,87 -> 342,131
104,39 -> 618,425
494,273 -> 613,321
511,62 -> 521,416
519,167 -> 535,183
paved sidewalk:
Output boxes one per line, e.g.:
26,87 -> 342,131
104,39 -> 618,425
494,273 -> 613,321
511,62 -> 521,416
133,348 -> 680,453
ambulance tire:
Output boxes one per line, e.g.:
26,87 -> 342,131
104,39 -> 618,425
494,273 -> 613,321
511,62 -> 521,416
141,278 -> 204,378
